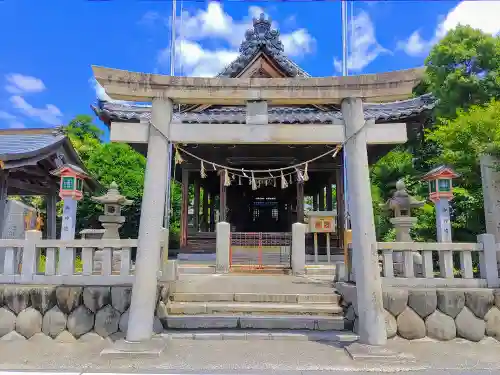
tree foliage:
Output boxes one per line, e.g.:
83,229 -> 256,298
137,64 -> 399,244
370,25 -> 500,242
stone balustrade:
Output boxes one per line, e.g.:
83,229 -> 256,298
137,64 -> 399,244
0,230 -> 173,285
377,234 -> 500,289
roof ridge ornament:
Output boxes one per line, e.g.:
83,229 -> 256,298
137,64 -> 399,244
240,13 -> 284,55
218,13 -> 307,78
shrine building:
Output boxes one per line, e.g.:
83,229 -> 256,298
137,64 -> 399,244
92,14 -> 435,259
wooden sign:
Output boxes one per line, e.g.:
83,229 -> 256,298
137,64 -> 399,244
309,216 -> 336,233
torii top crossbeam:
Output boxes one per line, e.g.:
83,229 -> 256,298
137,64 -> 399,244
92,66 -> 424,105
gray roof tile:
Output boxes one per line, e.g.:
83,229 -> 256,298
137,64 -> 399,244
0,132 -> 66,161
94,93 -> 436,124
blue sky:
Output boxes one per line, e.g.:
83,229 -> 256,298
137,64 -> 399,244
0,0 -> 499,133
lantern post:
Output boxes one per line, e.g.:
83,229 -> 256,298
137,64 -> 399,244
51,164 -> 89,241
422,166 -> 459,277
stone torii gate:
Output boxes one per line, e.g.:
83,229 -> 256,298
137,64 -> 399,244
93,65 -> 424,352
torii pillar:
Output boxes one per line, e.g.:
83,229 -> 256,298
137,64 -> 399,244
342,98 -> 386,346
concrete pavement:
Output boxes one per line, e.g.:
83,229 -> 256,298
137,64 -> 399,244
0,337 -> 499,373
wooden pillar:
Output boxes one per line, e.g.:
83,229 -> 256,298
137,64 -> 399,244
318,186 -> 325,211
219,171 -> 227,222
209,192 -> 215,232
0,171 -> 8,236
180,169 -> 189,247
296,182 -> 304,223
312,194 -> 318,211
46,192 -> 57,239
193,178 -> 200,232
326,176 -> 333,211
202,185 -> 208,232
336,167 -> 345,249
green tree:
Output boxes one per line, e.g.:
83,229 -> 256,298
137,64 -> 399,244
425,25 -> 500,119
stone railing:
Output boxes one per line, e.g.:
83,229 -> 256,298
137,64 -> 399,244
377,234 -> 499,288
0,231 -> 141,285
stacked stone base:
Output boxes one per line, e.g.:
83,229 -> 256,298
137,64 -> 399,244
338,283 -> 500,342
0,284 -> 171,342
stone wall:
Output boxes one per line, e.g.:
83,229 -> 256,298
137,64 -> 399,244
0,284 -> 170,342
337,283 -> 500,342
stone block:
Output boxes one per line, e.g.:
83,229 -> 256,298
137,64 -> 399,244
94,304 -> 120,338
465,290 -> 494,319
30,286 -> 56,314
153,317 -> 163,334
297,294 -> 340,304
29,332 -> 53,342
425,310 -> 456,341
484,306 -> 500,339
336,283 -> 358,314
234,293 -> 296,303
111,286 -> 132,313
396,307 -> 426,340
1,330 -> 26,341
174,292 -> 234,302
345,305 -> 356,322
238,316 -> 344,330
54,330 -> 76,343
383,289 -> 408,317
42,306 -> 67,338
79,332 -> 105,342
67,305 -> 94,338
408,290 -> 437,319
168,302 -> 207,315
15,307 -> 42,339
456,306 -> 485,342
437,289 -> 465,318
56,286 -> 83,314
118,310 -> 129,333
3,286 -> 31,314
156,301 -> 168,328
494,289 -> 500,309
166,316 -> 238,329
83,286 -> 111,313
0,307 -> 16,337
384,310 -> 397,339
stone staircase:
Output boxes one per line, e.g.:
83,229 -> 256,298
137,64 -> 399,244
163,274 -> 349,332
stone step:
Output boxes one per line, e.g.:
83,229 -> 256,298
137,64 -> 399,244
170,292 -> 340,304
305,265 -> 336,276
165,314 -> 348,331
166,329 -> 358,342
167,301 -> 343,315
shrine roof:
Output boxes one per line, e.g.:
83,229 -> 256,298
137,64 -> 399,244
0,128 -> 99,194
93,93 -> 436,125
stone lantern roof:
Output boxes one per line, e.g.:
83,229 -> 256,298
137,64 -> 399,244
91,181 -> 133,206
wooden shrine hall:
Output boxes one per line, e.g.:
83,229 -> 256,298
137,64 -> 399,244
93,14 -> 436,256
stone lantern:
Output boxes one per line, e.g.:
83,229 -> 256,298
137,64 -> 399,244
382,179 -> 425,276
91,182 -> 133,272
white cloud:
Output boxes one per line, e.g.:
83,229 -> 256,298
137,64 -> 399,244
10,95 -> 62,126
333,11 -> 389,73
398,1 -> 500,57
0,111 -> 16,121
160,40 -> 238,77
5,74 -> 46,94
156,2 -> 315,77
0,111 -> 25,129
